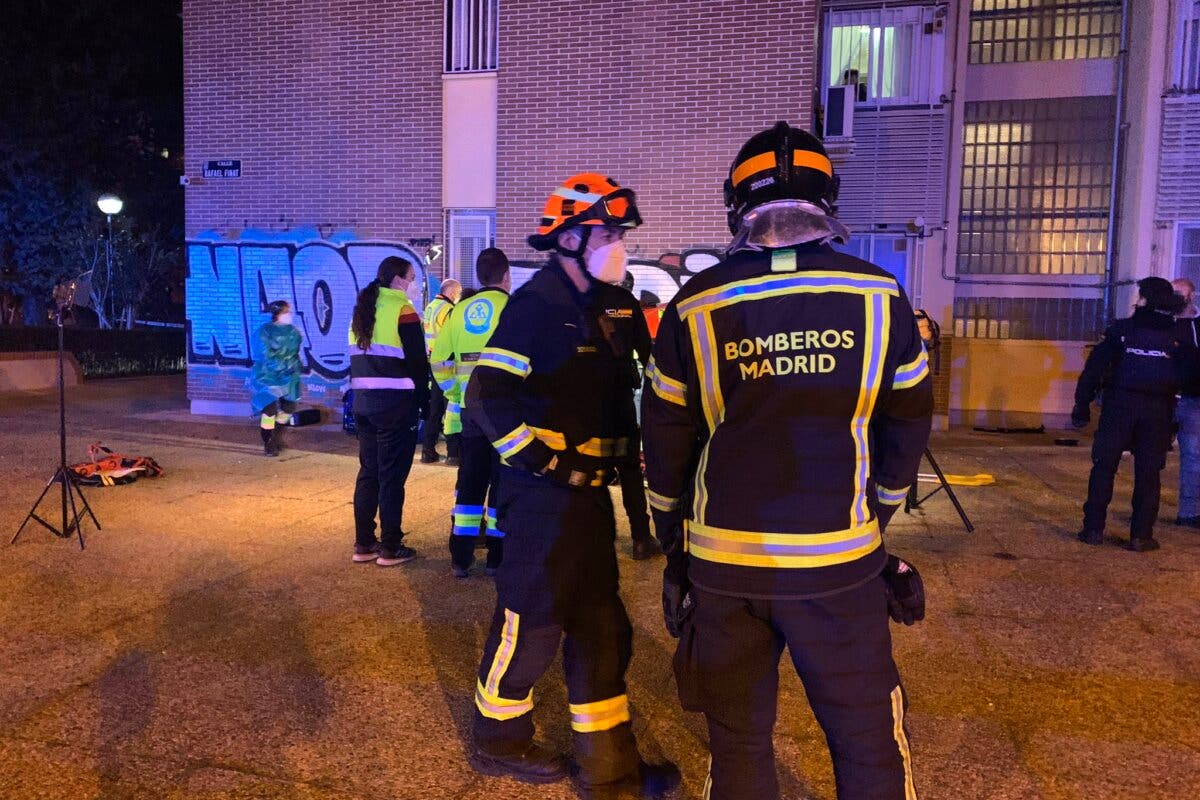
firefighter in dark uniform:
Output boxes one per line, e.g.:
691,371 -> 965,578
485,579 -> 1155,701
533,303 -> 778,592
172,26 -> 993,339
592,278 -> 662,560
1072,277 -> 1189,552
465,173 -> 680,799
431,248 -> 511,577
641,122 -> 932,800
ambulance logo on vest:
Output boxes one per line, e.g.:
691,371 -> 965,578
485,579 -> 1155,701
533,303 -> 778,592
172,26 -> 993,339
464,298 -> 494,335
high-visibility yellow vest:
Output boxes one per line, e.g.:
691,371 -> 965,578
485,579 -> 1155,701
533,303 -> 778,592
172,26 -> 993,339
348,287 -> 417,392
430,287 -> 509,435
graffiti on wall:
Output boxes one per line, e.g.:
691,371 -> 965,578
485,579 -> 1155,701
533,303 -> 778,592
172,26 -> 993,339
185,228 -> 426,382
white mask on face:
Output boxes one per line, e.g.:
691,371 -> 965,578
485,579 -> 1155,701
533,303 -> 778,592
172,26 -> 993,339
585,239 -> 628,284
276,312 -> 293,325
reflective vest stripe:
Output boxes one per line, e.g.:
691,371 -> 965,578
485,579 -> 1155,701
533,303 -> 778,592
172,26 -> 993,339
569,695 -> 630,733
686,519 -> 882,569
647,358 -> 687,406
851,293 -> 890,526
677,270 -> 899,321
893,348 -> 930,390
477,347 -> 532,379
876,484 -> 909,506
647,488 -> 681,513
358,342 -> 405,358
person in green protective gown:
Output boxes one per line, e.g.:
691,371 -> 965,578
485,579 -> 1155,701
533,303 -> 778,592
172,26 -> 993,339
249,300 -> 303,456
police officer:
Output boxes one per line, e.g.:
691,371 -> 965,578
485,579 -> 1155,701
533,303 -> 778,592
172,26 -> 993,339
1073,277 -> 1189,551
641,122 -> 931,800
591,277 -> 661,560
465,174 -> 679,798
431,249 -> 510,577
421,278 -> 462,464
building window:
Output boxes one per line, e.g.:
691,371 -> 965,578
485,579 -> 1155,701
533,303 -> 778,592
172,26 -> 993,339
957,97 -> 1115,276
1175,1 -> 1200,92
1178,225 -> 1200,286
444,209 -> 495,288
444,0 -> 498,73
824,6 -> 946,107
968,0 -> 1121,64
832,234 -> 911,290
953,296 -> 1104,340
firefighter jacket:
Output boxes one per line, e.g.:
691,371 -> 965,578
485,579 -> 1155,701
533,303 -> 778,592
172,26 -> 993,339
591,281 -> 653,443
423,294 -> 455,353
430,287 -> 510,435
641,244 -> 933,598
464,259 -> 636,481
348,286 -> 429,416
248,321 -> 302,413
1076,307 -> 1187,405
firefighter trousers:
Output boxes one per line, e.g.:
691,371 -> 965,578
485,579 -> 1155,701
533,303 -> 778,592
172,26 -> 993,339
1083,394 -> 1173,539
676,579 -> 916,800
450,428 -> 503,569
473,466 -> 639,786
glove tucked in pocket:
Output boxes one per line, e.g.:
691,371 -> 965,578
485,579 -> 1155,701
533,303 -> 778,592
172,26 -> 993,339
882,554 -> 926,626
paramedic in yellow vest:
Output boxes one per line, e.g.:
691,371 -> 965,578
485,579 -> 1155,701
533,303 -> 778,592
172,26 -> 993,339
348,256 -> 429,567
421,278 -> 462,464
431,249 -> 511,577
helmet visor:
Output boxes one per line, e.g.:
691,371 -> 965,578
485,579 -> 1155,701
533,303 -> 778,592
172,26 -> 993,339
575,188 -> 642,228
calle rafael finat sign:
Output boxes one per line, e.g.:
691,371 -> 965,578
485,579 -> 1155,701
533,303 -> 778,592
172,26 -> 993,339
203,160 -> 241,178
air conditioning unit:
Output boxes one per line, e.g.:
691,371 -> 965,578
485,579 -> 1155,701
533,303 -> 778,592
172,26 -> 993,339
823,85 -> 855,140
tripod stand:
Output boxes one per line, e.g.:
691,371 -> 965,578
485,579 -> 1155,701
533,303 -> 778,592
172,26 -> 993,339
11,302 -> 101,550
904,448 -> 974,534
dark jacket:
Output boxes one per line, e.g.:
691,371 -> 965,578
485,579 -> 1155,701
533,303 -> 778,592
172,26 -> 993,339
641,243 -> 933,599
1075,307 -> 1187,407
591,281 -> 653,442
465,259 -> 637,474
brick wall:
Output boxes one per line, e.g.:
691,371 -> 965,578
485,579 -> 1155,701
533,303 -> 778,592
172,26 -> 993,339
494,0 -> 820,259
183,0 -> 442,240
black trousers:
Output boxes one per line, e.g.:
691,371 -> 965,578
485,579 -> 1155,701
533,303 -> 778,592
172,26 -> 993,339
422,375 -> 449,455
676,580 -> 916,800
353,406 -> 418,551
449,428 -> 504,569
473,467 -> 639,787
1083,394 -> 1173,539
614,458 -> 652,542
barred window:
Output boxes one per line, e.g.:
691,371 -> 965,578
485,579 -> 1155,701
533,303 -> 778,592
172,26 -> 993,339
824,6 -> 946,106
969,0 -> 1121,64
953,296 -> 1104,340
1176,1 -> 1200,91
1179,225 -> 1200,288
957,97 -> 1115,276
444,0 -> 498,73
444,209 -> 495,288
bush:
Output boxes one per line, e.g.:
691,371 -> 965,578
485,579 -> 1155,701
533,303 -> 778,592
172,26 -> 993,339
0,326 -> 185,378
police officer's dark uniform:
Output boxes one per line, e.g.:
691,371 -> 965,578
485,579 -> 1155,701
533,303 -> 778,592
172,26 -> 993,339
642,123 -> 931,800
465,174 -> 679,798
591,279 -> 661,559
1073,277 -> 1189,552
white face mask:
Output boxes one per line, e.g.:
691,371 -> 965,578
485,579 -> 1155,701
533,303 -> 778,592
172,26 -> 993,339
585,239 -> 628,284
276,312 -> 293,325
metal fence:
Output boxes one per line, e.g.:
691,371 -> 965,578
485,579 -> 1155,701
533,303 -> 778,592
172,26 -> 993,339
969,0 -> 1122,64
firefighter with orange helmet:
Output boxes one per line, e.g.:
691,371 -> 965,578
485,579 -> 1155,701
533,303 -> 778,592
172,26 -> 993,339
642,123 -> 932,799
464,174 -> 680,798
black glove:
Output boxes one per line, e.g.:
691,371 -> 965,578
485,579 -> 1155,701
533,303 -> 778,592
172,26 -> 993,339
540,450 -> 604,489
1071,403 -> 1090,429
653,509 -> 693,637
882,554 -> 925,626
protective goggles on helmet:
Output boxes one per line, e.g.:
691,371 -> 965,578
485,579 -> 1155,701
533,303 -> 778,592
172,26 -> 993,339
567,188 -> 642,229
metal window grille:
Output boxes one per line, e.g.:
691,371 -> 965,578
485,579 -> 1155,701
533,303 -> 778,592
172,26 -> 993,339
825,6 -> 946,106
957,97 -> 1115,276
445,209 -> 495,288
444,0 -> 498,73
968,0 -> 1121,64
953,296 -> 1105,340
1176,1 -> 1200,91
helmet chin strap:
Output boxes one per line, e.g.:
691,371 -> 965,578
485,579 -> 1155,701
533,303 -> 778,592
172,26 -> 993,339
554,226 -> 592,272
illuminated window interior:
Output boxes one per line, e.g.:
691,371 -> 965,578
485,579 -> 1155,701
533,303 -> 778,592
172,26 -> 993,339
969,0 -> 1121,64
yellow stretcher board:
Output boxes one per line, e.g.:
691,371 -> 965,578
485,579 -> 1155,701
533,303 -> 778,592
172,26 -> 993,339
917,473 -> 995,487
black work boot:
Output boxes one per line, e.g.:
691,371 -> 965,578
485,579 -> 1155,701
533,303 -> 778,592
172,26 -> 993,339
469,742 -> 570,784
1127,536 -> 1161,552
261,428 -> 279,457
577,761 -> 682,799
1076,529 -> 1103,545
271,423 -> 286,453
420,450 -> 442,464
631,538 -> 662,561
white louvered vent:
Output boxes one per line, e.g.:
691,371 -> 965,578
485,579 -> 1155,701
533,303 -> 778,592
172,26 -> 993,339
831,107 -> 949,227
1158,98 -> 1200,222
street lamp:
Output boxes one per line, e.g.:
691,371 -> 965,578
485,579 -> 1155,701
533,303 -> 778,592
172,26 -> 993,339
96,194 -> 122,326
